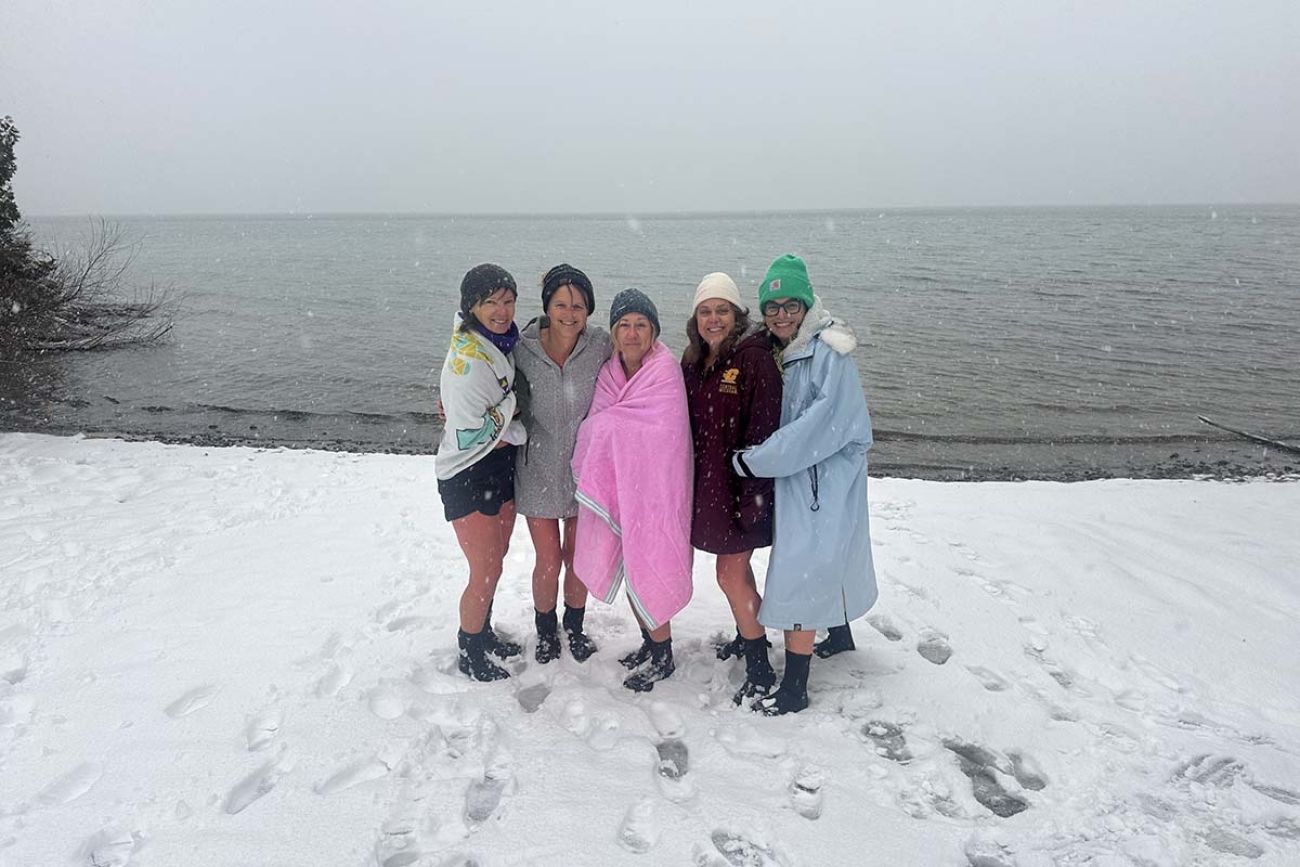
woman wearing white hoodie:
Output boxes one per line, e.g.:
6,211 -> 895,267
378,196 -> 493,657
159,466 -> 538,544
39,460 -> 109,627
436,264 -> 528,682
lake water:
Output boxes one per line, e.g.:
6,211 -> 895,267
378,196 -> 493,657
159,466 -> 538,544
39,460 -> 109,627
5,206 -> 1298,480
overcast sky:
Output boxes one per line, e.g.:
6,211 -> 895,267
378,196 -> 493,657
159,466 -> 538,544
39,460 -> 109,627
3,1 -> 1297,216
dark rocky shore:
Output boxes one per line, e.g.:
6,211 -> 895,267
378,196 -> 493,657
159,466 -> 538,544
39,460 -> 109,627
4,416 -> 1295,483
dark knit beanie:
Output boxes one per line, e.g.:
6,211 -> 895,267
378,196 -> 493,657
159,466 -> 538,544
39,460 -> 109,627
541,264 -> 595,314
608,288 -> 660,337
758,254 -> 814,310
459,263 -> 517,321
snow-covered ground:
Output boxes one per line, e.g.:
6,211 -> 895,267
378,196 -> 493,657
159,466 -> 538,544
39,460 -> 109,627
1,433 -> 1298,867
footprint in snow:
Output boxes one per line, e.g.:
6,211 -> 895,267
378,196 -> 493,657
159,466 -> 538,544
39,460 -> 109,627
315,754 -> 392,795
916,631 -> 953,665
1023,645 -> 1085,695
1172,754 -> 1246,787
464,745 -> 513,825
77,825 -> 138,867
375,814 -> 424,867
225,751 -> 294,815
715,723 -> 786,759
695,829 -> 787,867
656,739 -> 690,779
368,684 -> 407,720
789,766 -> 824,820
1006,750 -> 1048,791
1198,828 -> 1265,860
866,614 -> 903,642
861,720 -> 912,763
617,797 -> 661,854
648,700 -> 684,739
943,740 -> 1029,818
38,761 -> 103,805
245,708 -> 282,751
1250,780 -> 1300,806
965,665 -> 1010,692
165,684 -> 220,718
315,662 -> 354,698
386,615 -> 432,634
515,683 -> 550,714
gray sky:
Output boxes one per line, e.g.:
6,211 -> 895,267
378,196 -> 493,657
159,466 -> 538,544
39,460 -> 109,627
3,0 -> 1298,215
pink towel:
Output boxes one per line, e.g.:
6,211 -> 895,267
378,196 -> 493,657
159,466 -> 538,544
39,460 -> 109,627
572,342 -> 694,629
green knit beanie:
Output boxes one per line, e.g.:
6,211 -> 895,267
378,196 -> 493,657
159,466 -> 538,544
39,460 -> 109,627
758,254 -> 814,310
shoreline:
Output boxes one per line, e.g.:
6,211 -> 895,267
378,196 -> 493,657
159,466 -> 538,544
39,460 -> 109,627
5,423 -> 1296,483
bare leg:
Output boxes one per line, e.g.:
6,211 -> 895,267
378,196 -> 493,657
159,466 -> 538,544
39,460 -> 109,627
785,629 -> 815,655
716,551 -> 764,640
560,517 -> 589,608
453,503 -> 513,633
629,598 -> 671,642
526,516 -> 563,614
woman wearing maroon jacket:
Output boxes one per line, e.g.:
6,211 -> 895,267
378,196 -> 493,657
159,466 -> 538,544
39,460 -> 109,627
681,272 -> 784,703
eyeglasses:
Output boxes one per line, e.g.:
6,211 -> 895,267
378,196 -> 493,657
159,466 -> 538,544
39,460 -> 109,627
762,300 -> 804,317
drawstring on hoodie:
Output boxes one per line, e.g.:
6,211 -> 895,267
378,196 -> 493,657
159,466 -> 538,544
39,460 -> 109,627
809,465 -> 820,511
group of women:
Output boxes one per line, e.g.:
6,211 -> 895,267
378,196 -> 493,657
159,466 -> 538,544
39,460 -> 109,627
433,254 -> 878,715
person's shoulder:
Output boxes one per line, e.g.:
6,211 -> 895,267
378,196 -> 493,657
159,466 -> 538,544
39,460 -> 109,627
734,331 -> 779,368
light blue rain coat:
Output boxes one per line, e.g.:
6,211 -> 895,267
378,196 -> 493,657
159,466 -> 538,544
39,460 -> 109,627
732,297 -> 878,630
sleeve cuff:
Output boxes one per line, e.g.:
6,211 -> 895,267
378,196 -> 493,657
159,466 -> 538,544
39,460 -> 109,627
732,450 -> 756,479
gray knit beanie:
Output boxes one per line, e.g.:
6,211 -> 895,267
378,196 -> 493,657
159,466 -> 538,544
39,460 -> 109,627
608,288 -> 660,337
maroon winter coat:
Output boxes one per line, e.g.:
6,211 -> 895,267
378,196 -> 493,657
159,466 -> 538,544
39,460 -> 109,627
683,329 -> 783,554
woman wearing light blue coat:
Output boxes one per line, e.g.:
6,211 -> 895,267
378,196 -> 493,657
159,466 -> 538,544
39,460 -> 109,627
732,254 -> 878,715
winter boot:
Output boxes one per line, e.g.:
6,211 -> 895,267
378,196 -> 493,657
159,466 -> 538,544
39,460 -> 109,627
458,629 -> 510,682
715,630 -> 744,660
620,625 -> 654,670
754,650 -> 811,716
732,635 -> 778,704
562,606 -> 598,662
483,602 -> 522,659
814,622 -> 856,659
716,630 -> 771,660
623,637 -> 675,692
534,609 -> 561,664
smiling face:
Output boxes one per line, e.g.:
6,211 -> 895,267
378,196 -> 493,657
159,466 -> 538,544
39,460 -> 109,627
545,283 -> 589,340
471,286 -> 517,334
763,297 -> 806,345
613,313 -> 655,369
695,299 -> 737,353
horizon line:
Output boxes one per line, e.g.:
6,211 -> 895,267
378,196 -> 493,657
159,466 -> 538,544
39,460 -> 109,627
26,201 -> 1300,221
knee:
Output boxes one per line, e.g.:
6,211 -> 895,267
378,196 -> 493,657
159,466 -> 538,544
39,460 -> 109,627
532,552 -> 563,581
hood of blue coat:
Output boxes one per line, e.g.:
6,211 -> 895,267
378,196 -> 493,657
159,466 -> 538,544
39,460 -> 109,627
782,295 -> 857,361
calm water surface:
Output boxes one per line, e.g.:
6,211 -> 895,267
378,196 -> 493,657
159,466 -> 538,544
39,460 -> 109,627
4,206 -> 1298,479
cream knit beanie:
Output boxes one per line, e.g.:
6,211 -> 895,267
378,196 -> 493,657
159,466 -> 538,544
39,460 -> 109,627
692,272 -> 744,311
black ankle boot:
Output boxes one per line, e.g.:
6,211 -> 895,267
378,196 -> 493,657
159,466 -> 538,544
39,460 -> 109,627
814,622 -> 856,659
754,650 -> 811,715
732,635 -> 777,704
535,609 -> 560,664
483,602 -> 522,659
619,625 -> 653,669
458,629 -> 510,682
562,606 -> 598,662
716,630 -> 771,660
623,636 -> 674,692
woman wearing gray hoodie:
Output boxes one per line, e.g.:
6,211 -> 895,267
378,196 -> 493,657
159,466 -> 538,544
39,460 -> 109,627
514,264 -> 613,663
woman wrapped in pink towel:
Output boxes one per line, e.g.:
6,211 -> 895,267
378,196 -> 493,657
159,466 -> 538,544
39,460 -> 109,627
571,289 -> 694,692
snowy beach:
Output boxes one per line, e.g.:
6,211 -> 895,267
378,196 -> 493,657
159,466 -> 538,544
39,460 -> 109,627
2,432 -> 1298,866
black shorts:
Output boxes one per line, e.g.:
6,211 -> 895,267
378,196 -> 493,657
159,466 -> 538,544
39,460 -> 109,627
437,444 -> 516,522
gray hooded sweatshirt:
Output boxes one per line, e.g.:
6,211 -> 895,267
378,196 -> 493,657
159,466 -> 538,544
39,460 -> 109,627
514,318 -> 613,518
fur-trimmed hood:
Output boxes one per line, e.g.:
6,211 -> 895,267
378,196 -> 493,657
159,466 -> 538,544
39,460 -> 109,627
782,295 -> 857,361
